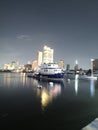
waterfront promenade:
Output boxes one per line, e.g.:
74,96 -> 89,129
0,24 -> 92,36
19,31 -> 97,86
82,118 -> 98,130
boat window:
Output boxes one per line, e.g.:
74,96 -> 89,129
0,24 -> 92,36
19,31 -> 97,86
48,64 -> 51,66
44,69 -> 48,72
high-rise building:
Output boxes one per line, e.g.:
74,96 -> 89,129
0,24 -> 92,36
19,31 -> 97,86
74,60 -> 78,71
43,45 -> 54,64
66,64 -> 70,70
32,60 -> 38,71
37,51 -> 42,66
93,59 -> 98,70
58,60 -> 65,69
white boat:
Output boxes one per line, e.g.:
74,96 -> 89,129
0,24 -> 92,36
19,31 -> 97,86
79,74 -> 97,80
65,70 -> 97,80
37,63 -> 65,81
27,71 -> 39,79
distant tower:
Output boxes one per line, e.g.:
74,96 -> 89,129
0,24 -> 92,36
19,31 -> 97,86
75,60 -> 78,65
37,51 -> 42,67
43,45 -> 54,64
27,61 -> 31,64
74,59 -> 78,71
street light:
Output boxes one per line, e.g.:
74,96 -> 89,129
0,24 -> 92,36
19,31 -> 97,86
91,59 -> 94,77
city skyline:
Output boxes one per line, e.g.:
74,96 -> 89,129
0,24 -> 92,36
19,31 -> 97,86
0,0 -> 98,69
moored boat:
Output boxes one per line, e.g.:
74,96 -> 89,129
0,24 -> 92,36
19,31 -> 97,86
37,63 -> 65,81
27,71 -> 40,79
79,74 -> 97,80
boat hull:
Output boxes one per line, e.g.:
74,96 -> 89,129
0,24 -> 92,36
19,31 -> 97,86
38,73 -> 65,81
27,73 -> 65,82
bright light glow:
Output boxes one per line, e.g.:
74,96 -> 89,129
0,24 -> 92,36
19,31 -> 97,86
91,59 -> 94,77
75,74 -> 79,95
75,60 -> 78,64
91,59 -> 94,61
41,89 -> 51,109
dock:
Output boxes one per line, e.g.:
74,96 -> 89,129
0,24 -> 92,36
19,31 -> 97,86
82,118 -> 98,130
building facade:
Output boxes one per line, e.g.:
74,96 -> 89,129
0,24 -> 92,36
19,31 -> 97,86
58,60 -> 65,69
93,59 -> 98,70
43,45 -> 54,64
32,60 -> 38,71
37,51 -> 42,67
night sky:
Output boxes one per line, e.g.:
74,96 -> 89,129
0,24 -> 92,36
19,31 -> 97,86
0,0 -> 98,69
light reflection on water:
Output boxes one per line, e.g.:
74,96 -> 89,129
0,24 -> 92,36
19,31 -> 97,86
0,72 -> 32,88
90,79 -> 95,97
0,72 -> 98,98
41,82 -> 61,110
0,72 -> 64,111
1,72 -> 98,98
29,74 -> 98,113
0,73 -> 98,129
72,74 -> 97,97
32,79 -> 62,111
75,74 -> 79,95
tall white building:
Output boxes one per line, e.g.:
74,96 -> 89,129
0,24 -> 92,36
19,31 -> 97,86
37,51 -> 42,66
58,60 -> 65,69
43,45 -> 54,64
74,59 -> 79,71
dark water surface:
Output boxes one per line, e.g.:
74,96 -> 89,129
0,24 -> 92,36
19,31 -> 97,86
0,73 -> 98,129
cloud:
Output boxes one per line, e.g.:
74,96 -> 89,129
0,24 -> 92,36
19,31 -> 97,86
17,35 -> 32,40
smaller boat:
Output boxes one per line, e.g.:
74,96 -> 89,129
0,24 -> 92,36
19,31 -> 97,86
79,74 -> 97,80
27,71 -> 40,79
26,73 -> 34,78
65,70 -> 98,80
65,70 -> 76,80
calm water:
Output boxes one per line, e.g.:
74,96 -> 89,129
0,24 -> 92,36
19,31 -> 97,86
0,72 -> 98,129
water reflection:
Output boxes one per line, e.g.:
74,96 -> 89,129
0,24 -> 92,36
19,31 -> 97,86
1,72 -> 29,88
0,74 -> 98,129
74,74 -> 97,97
90,79 -> 95,97
75,74 -> 79,95
41,88 -> 52,110
32,79 -> 63,111
3,73 -> 11,87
